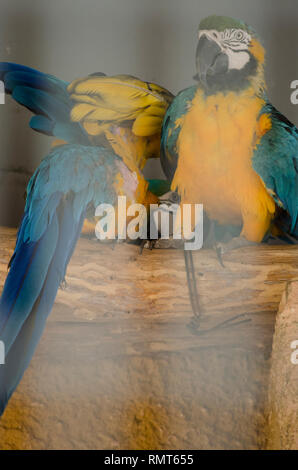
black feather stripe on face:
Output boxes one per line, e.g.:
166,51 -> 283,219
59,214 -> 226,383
199,53 -> 258,93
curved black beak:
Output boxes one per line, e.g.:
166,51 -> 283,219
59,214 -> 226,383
194,35 -> 229,87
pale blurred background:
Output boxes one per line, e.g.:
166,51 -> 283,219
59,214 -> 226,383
0,0 -> 297,227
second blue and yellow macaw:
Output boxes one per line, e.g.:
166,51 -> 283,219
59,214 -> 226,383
0,63 -> 172,414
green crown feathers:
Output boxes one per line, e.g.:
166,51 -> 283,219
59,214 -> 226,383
199,15 -> 253,34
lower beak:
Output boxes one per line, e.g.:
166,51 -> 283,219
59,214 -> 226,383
195,35 -> 229,87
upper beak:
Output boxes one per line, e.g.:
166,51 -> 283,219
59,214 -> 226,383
195,34 -> 229,87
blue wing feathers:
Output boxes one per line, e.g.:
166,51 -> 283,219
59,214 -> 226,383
29,115 -> 54,136
0,199 -> 81,414
12,86 -> 70,123
0,214 -> 59,354
0,62 -> 89,144
252,102 -> 298,235
161,86 -> 197,181
0,144 -> 119,415
4,70 -> 69,101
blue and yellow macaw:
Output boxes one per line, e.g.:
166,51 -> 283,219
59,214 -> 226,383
0,63 -> 172,415
161,15 -> 298,249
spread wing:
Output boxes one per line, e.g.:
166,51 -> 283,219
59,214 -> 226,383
0,62 -> 174,170
68,74 -> 174,169
0,62 -> 89,145
0,142 -> 153,414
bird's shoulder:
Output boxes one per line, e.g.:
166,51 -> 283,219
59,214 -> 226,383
252,100 -> 298,230
161,85 -> 198,181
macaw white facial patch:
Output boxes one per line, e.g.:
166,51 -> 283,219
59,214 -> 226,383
224,48 -> 250,70
198,28 -> 251,70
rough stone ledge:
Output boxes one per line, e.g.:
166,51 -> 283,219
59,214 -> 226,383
267,281 -> 298,450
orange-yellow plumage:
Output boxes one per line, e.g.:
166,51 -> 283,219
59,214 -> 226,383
172,87 -> 276,242
68,74 -> 173,168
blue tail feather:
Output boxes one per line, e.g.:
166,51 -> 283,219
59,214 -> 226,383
0,195 -> 86,415
0,143 -> 120,416
0,211 -> 59,354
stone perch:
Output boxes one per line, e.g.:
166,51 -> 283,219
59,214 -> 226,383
0,226 -> 297,449
267,281 -> 298,450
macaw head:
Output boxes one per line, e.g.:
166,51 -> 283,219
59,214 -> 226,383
195,15 -> 265,93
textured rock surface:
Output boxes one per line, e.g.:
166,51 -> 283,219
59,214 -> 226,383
267,281 -> 298,450
0,227 -> 297,449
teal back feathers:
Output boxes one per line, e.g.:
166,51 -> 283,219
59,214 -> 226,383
161,86 -> 197,182
253,103 -> 298,235
0,143 -> 123,415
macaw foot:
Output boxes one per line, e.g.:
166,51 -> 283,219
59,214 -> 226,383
139,239 -> 157,254
215,236 -> 258,266
139,237 -> 184,254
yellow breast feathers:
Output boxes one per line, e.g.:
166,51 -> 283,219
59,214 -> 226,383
172,87 -> 276,242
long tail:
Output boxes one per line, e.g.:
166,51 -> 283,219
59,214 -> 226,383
0,146 -> 92,415
0,138 -> 141,415
0,193 -> 85,415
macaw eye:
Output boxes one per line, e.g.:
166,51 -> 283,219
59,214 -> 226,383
235,31 -> 244,40
170,192 -> 180,203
